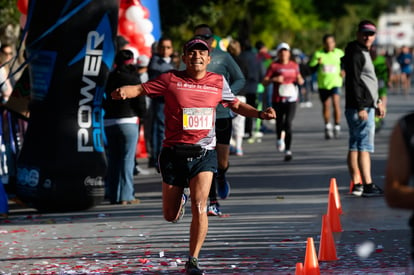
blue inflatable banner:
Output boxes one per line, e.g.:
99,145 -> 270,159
16,0 -> 118,212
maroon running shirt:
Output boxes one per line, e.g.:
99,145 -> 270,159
142,70 -> 238,149
265,60 -> 300,103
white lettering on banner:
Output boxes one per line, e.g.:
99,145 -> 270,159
84,176 -> 105,187
78,31 -> 104,152
16,167 -> 40,187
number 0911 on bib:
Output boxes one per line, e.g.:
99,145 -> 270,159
183,107 -> 214,130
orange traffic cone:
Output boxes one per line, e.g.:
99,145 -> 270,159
329,178 -> 343,215
327,192 -> 343,232
349,172 -> 362,194
295,262 -> 304,275
318,214 -> 338,261
348,179 -> 354,194
304,237 -> 320,275
136,124 -> 148,159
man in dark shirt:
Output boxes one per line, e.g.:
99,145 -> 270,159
342,20 -> 385,197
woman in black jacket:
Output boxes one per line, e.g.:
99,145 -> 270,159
104,49 -> 146,205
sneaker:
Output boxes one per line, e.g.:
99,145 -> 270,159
172,194 -> 187,223
351,183 -> 363,196
305,101 -> 313,108
277,139 -> 285,152
207,202 -> 222,216
284,150 -> 292,161
254,131 -> 264,138
362,183 -> 384,197
325,124 -> 333,139
334,125 -> 341,138
185,257 -> 204,275
217,175 -> 230,199
235,148 -> 243,156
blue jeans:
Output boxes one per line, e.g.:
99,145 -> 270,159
150,98 -> 165,167
105,122 -> 139,203
345,108 -> 375,152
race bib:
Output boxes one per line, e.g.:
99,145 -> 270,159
278,84 -> 298,97
322,64 -> 337,73
183,108 -> 214,130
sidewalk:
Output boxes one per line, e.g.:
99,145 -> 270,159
0,92 -> 413,274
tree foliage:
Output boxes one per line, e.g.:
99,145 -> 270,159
0,0 -> 409,55
0,0 -> 21,43
159,0 -> 408,55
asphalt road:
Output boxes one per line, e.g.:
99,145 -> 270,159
0,91 -> 413,274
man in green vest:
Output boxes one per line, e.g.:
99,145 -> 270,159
370,45 -> 391,132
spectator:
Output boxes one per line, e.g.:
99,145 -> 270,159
397,45 -> 413,96
146,37 -> 175,170
239,39 -> 262,141
370,45 -> 392,132
103,49 -> 146,205
384,112 -> 414,274
254,40 -> 273,137
0,43 -> 14,102
134,54 -> 151,175
227,39 -> 247,156
342,20 -> 385,197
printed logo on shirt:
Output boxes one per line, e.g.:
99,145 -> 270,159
177,81 -> 219,94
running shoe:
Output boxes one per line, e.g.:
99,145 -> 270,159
334,124 -> 341,138
185,257 -> 204,275
325,123 -> 333,139
172,194 -> 187,223
207,202 -> 222,216
277,139 -> 285,152
351,183 -> 363,197
217,175 -> 230,199
362,183 -> 384,197
284,150 -> 292,161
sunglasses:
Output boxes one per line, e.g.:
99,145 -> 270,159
362,32 -> 375,37
195,34 -> 213,40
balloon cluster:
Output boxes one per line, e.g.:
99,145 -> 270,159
17,0 -> 28,28
118,0 -> 154,59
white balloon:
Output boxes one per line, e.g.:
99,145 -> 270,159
135,18 -> 153,34
125,5 -> 145,24
144,33 -> 155,47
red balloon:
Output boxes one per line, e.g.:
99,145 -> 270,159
142,6 -> 150,19
17,0 -> 29,15
120,0 -> 141,9
118,8 -> 126,19
19,14 -> 27,29
130,33 -> 145,49
139,47 -> 152,58
118,17 -> 137,37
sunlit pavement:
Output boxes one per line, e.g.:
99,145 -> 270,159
1,91 -> 413,274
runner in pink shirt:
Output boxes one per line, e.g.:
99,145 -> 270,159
112,37 -> 276,275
